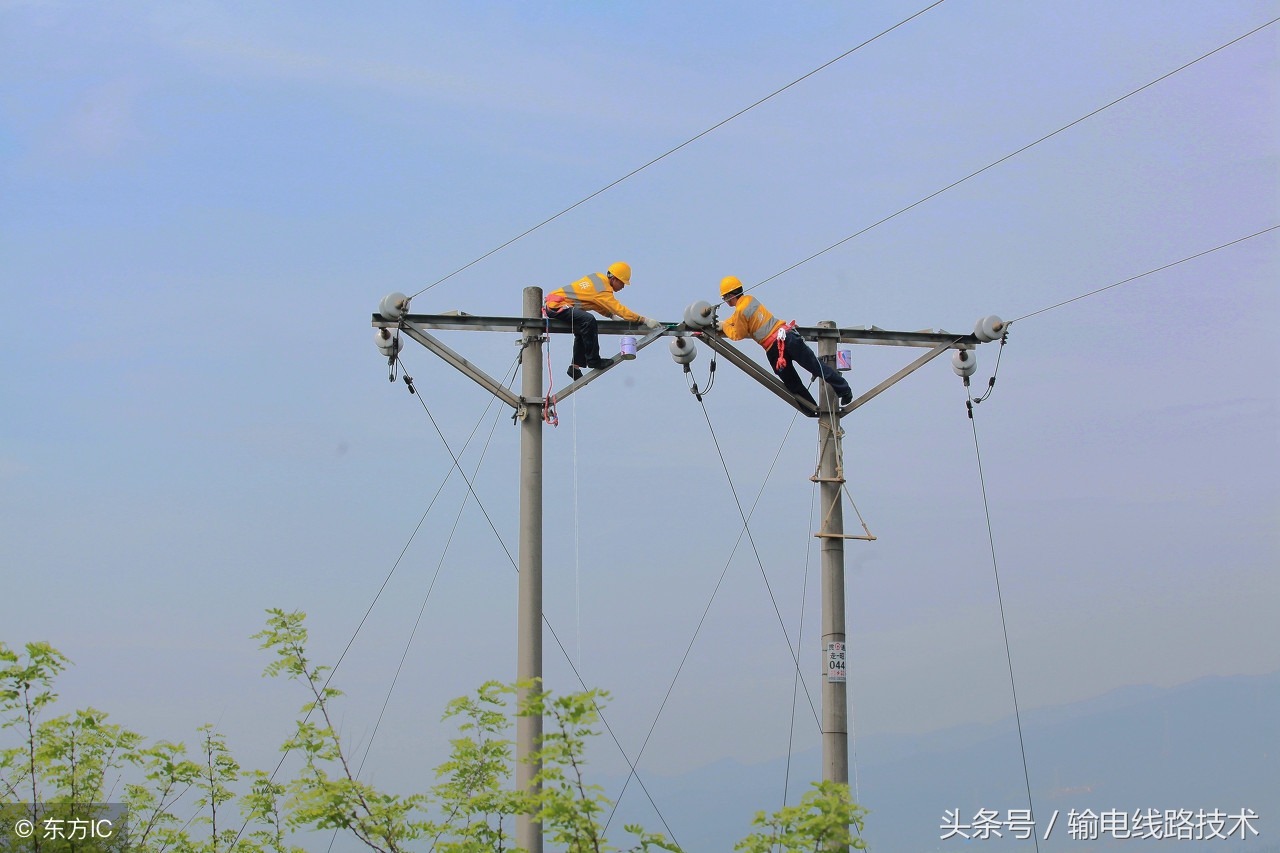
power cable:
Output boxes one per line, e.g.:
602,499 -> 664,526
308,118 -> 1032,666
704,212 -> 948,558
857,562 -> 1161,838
228,366 -> 516,851
697,398 -> 824,717
781,431 -> 819,810
602,402 -> 812,833
747,18 -> 1279,295
544,607 -> 680,845
968,330 -> 1007,409
1011,224 -> 1279,323
327,362 -> 516,684
397,355 -> 680,842
573,393 -> 583,672
399,356 -> 520,569
354,359 -> 518,780
407,0 -> 949,299
966,400 -> 1040,853
696,394 -> 824,722
315,362 -> 519,853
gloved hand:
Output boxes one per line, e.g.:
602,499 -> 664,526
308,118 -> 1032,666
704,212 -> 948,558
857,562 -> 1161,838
643,316 -> 663,331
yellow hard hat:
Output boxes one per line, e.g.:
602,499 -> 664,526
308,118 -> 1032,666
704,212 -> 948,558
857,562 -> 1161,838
720,276 -> 744,298
607,261 -> 632,284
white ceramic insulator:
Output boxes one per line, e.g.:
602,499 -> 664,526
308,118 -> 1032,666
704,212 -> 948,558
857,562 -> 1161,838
669,335 -> 697,365
973,314 -> 1005,342
951,348 -> 978,377
378,292 -> 410,321
683,300 -> 715,329
375,328 -> 402,356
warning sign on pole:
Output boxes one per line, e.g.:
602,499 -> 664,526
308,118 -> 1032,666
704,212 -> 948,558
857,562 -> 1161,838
826,641 -> 846,683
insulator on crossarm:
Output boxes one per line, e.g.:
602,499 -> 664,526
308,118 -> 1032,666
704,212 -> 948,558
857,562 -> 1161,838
683,300 -> 716,330
378,292 -> 410,321
951,348 -> 978,377
973,314 -> 1005,342
375,327 -> 402,357
669,335 -> 697,365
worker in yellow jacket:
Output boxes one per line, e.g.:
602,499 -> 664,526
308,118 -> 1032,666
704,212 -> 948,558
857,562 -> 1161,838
716,276 -> 852,412
545,262 -> 661,379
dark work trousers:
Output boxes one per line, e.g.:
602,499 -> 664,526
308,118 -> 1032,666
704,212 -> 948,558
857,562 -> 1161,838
765,330 -> 852,409
547,305 -> 600,367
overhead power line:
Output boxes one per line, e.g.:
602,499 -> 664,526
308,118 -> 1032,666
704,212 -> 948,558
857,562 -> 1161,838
409,0 -> 949,299
748,17 -> 1279,294
966,404 -> 1040,853
603,402 -> 811,833
1012,225 -> 1279,323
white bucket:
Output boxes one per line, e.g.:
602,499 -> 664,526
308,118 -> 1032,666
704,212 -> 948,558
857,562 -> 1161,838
620,335 -> 637,360
836,349 -> 852,371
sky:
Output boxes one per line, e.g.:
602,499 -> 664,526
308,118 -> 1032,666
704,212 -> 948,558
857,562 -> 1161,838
2,0 -> 1277,826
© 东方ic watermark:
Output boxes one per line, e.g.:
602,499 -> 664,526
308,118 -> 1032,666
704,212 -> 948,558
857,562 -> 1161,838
941,807 -> 1260,841
2,803 -> 129,850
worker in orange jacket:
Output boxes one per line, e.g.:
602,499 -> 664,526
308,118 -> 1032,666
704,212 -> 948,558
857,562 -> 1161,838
716,276 -> 852,412
545,262 -> 661,379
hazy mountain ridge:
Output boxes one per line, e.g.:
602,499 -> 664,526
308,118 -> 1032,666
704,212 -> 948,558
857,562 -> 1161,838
603,671 -> 1279,852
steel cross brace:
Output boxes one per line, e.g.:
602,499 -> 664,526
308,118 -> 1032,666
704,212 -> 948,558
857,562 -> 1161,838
693,334 -> 960,420
549,325 -> 669,404
400,319 -> 523,409
393,318 -> 670,410
697,333 -> 819,417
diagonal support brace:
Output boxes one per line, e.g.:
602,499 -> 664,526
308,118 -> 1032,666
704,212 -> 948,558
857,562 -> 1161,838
550,326 -> 668,404
838,340 -> 955,417
400,319 -> 523,409
699,334 -> 818,417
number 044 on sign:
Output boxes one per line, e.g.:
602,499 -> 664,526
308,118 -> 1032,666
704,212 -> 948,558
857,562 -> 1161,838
826,642 -> 847,682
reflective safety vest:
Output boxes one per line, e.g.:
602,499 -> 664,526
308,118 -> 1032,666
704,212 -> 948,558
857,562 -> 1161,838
546,273 -> 642,322
721,295 -> 785,349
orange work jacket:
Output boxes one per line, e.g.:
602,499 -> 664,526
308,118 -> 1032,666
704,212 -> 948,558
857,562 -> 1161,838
546,273 -> 642,322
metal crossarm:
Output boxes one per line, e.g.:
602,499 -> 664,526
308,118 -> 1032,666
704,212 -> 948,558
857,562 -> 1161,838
796,325 -> 977,348
375,313 -> 655,338
374,312 -> 980,349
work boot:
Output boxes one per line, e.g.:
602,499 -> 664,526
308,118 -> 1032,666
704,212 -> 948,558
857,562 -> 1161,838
585,357 -> 608,370
566,365 -> 583,380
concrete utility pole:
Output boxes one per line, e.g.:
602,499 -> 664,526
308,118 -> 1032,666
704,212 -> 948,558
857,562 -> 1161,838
516,287 -> 544,853
816,321 -> 849,786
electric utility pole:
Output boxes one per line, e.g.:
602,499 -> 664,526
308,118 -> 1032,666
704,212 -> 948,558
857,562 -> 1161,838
372,290 -> 666,853
373,289 -> 1000,844
516,287 -> 544,853
816,322 -> 849,786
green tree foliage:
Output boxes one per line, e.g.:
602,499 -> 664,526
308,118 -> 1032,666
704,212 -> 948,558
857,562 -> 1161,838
734,782 -> 867,853
254,609 -> 433,853
3,616 -> 867,853
431,682 -> 527,853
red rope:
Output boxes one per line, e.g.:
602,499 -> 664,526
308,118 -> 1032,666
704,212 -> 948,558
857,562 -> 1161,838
772,320 -> 798,369
541,307 -> 559,426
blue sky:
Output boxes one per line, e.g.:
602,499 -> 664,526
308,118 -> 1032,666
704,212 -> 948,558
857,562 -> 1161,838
2,0 -> 1276,814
